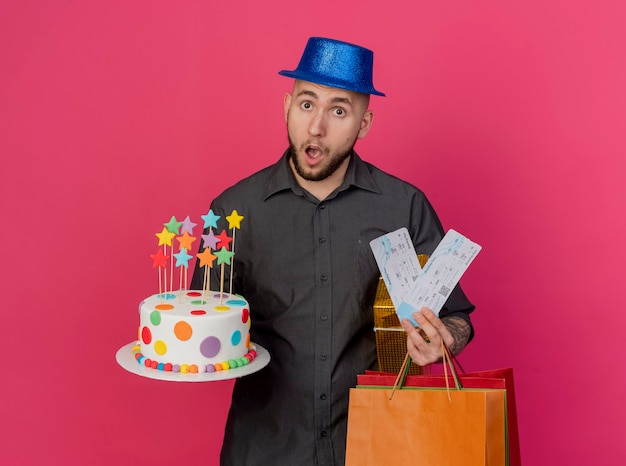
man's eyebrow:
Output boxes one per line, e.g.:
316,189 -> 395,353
330,96 -> 352,106
295,89 -> 353,106
296,89 -> 318,99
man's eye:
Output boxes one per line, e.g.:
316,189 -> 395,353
333,108 -> 345,116
301,102 -> 312,110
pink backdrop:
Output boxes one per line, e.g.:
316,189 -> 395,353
2,1 -> 625,464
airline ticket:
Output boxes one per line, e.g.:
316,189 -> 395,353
370,227 -> 481,326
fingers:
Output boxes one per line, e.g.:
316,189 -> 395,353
401,307 -> 452,366
413,307 -> 439,338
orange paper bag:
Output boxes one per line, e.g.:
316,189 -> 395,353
345,385 -> 506,466
356,367 -> 520,466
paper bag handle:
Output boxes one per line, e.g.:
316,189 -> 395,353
389,341 -> 462,401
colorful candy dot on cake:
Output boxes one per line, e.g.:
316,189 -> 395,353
214,363 -> 223,371
180,364 -> 189,373
187,291 -> 202,297
141,327 -> 152,344
241,308 -> 249,323
155,303 -> 174,311
174,321 -> 193,341
137,356 -> 145,365
150,360 -> 158,369
226,299 -> 247,306
198,365 -> 206,373
150,311 -> 161,325
164,363 -> 173,372
173,364 -> 180,373
144,358 -> 152,367
132,345 -> 141,354
200,336 -> 221,358
157,363 -> 164,371
206,364 -> 215,373
221,361 -> 230,370
189,365 -> 199,373
231,330 -> 241,346
154,340 -> 167,355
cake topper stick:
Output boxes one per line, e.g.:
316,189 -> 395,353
214,247 -> 235,304
200,209 -> 221,297
203,265 -> 209,299
197,247 -> 217,300
175,232 -> 197,300
164,216 -> 182,296
225,210 -> 244,294
155,227 -> 175,300
173,247 -> 193,302
220,263 -> 225,302
166,245 -> 170,295
179,263 -> 184,302
214,229 -> 233,300
170,258 -> 174,294
150,248 -> 169,303
179,216 -> 196,300
200,233 -> 219,299
229,232 -> 235,294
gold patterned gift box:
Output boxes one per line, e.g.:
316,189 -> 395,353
373,254 -> 429,375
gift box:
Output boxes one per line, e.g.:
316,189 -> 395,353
373,254 -> 429,376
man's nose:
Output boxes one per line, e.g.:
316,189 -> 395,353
308,111 -> 326,137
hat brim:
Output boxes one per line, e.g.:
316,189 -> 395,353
279,69 -> 386,97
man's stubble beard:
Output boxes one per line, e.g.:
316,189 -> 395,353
287,134 -> 355,182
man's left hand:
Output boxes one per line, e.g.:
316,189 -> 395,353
400,307 -> 456,366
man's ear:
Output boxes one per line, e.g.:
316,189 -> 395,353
357,109 -> 374,139
283,92 -> 292,122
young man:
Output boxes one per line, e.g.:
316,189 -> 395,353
191,37 -> 475,466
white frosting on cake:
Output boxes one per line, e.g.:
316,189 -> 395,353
138,290 -> 250,369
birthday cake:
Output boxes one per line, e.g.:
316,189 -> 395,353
133,211 -> 257,374
134,290 -> 255,373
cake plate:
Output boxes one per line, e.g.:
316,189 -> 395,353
116,341 -> 270,382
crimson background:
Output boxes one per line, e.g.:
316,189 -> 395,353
2,1 -> 625,464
